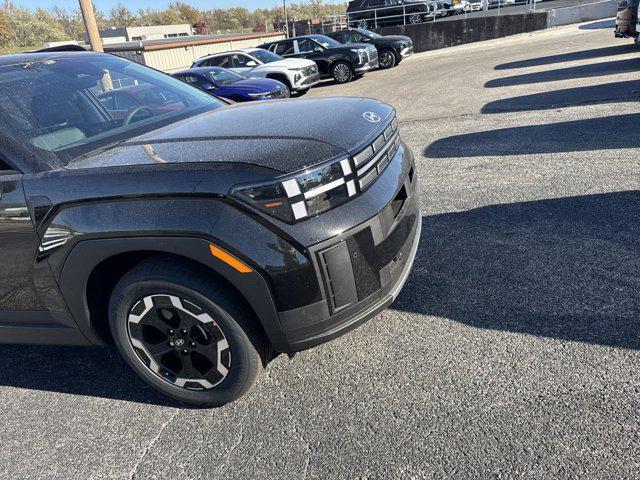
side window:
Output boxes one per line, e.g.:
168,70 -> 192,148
181,75 -> 201,85
274,41 -> 295,56
203,56 -> 231,68
232,54 -> 254,68
344,32 -> 363,43
297,39 -> 316,53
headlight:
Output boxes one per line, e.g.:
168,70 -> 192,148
230,157 -> 357,223
351,48 -> 367,63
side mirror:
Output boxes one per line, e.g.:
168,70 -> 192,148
246,60 -> 258,67
314,47 -> 323,53
201,83 -> 215,90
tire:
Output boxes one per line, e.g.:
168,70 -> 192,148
294,88 -> 309,97
331,61 -> 354,84
109,257 -> 267,407
378,49 -> 397,69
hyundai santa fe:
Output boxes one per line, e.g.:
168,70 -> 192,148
0,50 -> 421,407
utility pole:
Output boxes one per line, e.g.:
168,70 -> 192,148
283,0 -> 290,37
79,0 -> 112,91
79,0 -> 103,52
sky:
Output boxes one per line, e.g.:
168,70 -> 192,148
13,0 -> 282,12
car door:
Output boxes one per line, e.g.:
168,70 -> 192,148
295,39 -> 329,75
0,159 -> 45,319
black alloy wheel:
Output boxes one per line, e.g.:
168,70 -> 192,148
379,49 -> 397,69
109,257 -> 266,407
127,294 -> 231,391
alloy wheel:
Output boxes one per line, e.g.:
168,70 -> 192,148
379,51 -> 395,68
333,63 -> 352,83
127,294 -> 231,391
409,13 -> 423,24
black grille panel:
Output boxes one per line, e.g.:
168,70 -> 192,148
353,117 -> 400,191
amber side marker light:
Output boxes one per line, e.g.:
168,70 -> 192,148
209,244 -> 253,273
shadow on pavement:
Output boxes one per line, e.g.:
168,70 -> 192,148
425,113 -> 640,157
486,58 -> 640,87
0,344 -> 183,406
392,191 -> 640,349
494,44 -> 637,70
578,18 -> 616,30
481,79 -> 640,112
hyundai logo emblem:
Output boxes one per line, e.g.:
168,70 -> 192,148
363,111 -> 381,123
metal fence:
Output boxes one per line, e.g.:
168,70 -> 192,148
312,0 -> 541,32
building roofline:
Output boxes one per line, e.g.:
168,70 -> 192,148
103,32 -> 285,53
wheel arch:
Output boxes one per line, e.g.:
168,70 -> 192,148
264,72 -> 291,89
59,236 -> 285,350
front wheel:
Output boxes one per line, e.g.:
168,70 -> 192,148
378,49 -> 398,69
109,258 -> 267,407
408,13 -> 424,24
332,61 -> 354,84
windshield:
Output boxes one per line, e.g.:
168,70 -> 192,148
0,53 -> 224,166
250,49 -> 283,64
311,35 -> 341,48
356,28 -> 382,38
202,67 -> 245,86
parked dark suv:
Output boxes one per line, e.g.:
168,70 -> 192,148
258,34 -> 379,83
326,28 -> 413,69
347,0 -> 443,28
0,50 -> 420,406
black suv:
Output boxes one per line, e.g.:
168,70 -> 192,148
258,34 -> 379,83
326,28 -> 414,69
347,0 -> 442,28
0,51 -> 420,406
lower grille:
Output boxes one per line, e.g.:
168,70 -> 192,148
366,45 -> 378,64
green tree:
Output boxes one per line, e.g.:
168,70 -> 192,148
0,10 -> 9,47
108,4 -> 136,28
50,6 -> 84,41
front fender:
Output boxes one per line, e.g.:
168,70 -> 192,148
45,197 -> 312,351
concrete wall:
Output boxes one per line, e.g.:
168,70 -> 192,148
377,13 -> 548,53
546,0 -> 617,27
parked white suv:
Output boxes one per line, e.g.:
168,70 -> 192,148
191,48 -> 321,95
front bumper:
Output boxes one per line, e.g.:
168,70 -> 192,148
399,46 -> 414,58
355,59 -> 379,73
274,146 -> 420,352
294,72 -> 321,90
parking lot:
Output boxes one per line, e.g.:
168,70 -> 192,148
1,20 -> 639,479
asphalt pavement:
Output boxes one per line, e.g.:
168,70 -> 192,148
1,21 -> 639,479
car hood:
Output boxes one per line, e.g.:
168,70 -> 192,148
68,97 -> 395,174
222,78 -> 283,92
258,58 -> 315,70
374,35 -> 412,45
334,42 -> 371,50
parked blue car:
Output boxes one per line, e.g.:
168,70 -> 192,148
172,67 -> 290,102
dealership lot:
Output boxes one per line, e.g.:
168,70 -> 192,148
1,21 -> 639,479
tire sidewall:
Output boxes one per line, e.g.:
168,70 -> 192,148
109,277 -> 262,407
